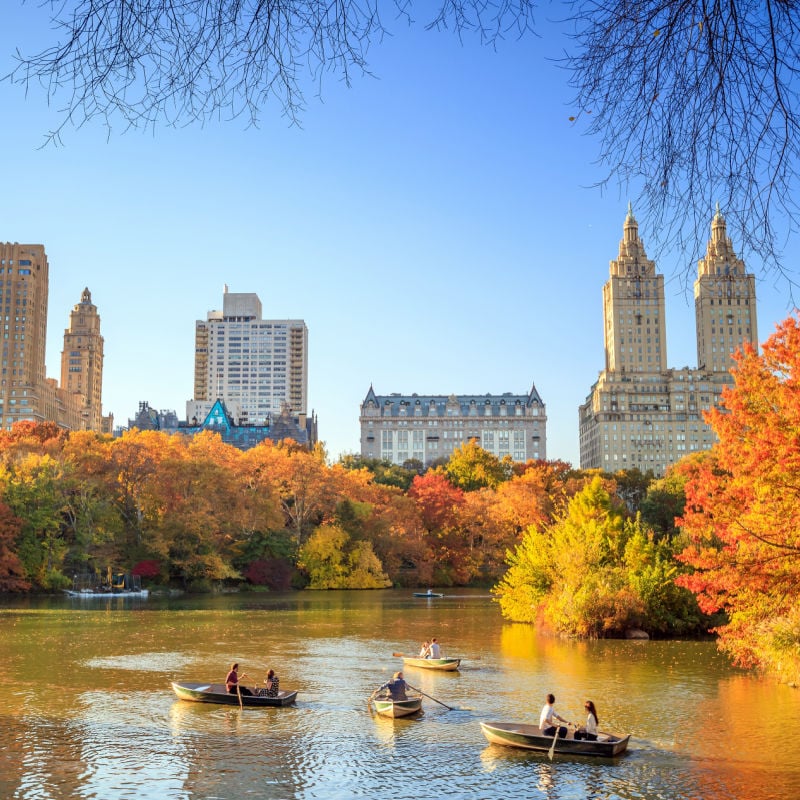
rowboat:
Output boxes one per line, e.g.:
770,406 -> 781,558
413,591 -> 443,598
171,681 -> 297,707
401,657 -> 461,671
65,588 -> 149,598
480,721 -> 631,757
371,696 -> 423,718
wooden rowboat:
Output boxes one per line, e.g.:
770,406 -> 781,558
401,657 -> 461,671
372,696 -> 423,718
171,681 -> 297,707
480,721 -> 631,757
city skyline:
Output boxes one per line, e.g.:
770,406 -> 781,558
0,11 -> 793,464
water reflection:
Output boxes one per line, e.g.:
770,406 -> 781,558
3,589 -> 800,800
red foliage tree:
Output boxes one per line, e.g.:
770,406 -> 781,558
677,314 -> 800,680
0,500 -> 30,592
408,472 -> 465,532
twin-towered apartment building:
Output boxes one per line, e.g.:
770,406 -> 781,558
364,206 -> 760,476
4,207 -> 760,471
578,205 -> 758,476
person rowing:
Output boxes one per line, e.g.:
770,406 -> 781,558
225,662 -> 253,696
539,693 -> 569,738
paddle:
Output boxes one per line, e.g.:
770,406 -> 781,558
405,682 -> 453,710
547,726 -> 560,760
236,683 -> 243,710
393,652 -> 429,658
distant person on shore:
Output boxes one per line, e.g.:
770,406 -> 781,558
257,668 -> 280,697
419,640 -> 431,658
225,662 -> 253,696
573,700 -> 599,741
539,693 -> 569,738
428,638 -> 441,658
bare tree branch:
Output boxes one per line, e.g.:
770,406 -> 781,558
6,1 -> 800,281
565,0 -> 800,284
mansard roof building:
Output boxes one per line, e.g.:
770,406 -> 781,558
579,206 -> 758,476
359,385 -> 546,466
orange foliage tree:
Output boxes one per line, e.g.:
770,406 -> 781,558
677,314 -> 800,682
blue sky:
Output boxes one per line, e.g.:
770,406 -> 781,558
0,7 -> 793,466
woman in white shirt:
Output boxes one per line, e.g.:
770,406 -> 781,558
573,700 -> 599,741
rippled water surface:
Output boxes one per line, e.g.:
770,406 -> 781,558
2,589 -> 799,799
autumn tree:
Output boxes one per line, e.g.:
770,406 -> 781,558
677,315 -> 800,682
408,471 -> 465,532
490,460 -> 578,538
338,455 -> 418,491
445,442 -> 511,492
0,500 -> 29,592
245,441 -> 342,544
0,454 -> 72,590
298,523 -> 390,589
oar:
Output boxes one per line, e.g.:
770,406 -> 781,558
236,683 -> 243,710
547,726 -> 560,760
405,682 -> 453,711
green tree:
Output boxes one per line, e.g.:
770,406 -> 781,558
495,475 -> 700,637
0,455 -> 71,590
640,467 -> 687,541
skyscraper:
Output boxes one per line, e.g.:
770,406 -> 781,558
579,208 -> 759,476
0,243 -> 106,431
60,288 -> 105,431
694,206 -> 759,373
0,242 -> 49,427
189,287 -> 308,425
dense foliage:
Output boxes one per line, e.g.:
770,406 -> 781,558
0,423 -> 710,637
676,314 -> 800,683
494,476 -> 703,638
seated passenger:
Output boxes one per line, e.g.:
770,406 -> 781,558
256,669 -> 280,697
573,700 -> 599,741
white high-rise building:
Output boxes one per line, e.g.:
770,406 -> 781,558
189,288 -> 308,425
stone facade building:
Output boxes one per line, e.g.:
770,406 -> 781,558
359,385 -> 546,466
579,207 -> 759,476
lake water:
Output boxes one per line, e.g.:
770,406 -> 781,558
1,589 -> 798,800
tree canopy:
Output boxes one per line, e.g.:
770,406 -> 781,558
677,313 -> 800,683
6,1 -> 800,273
